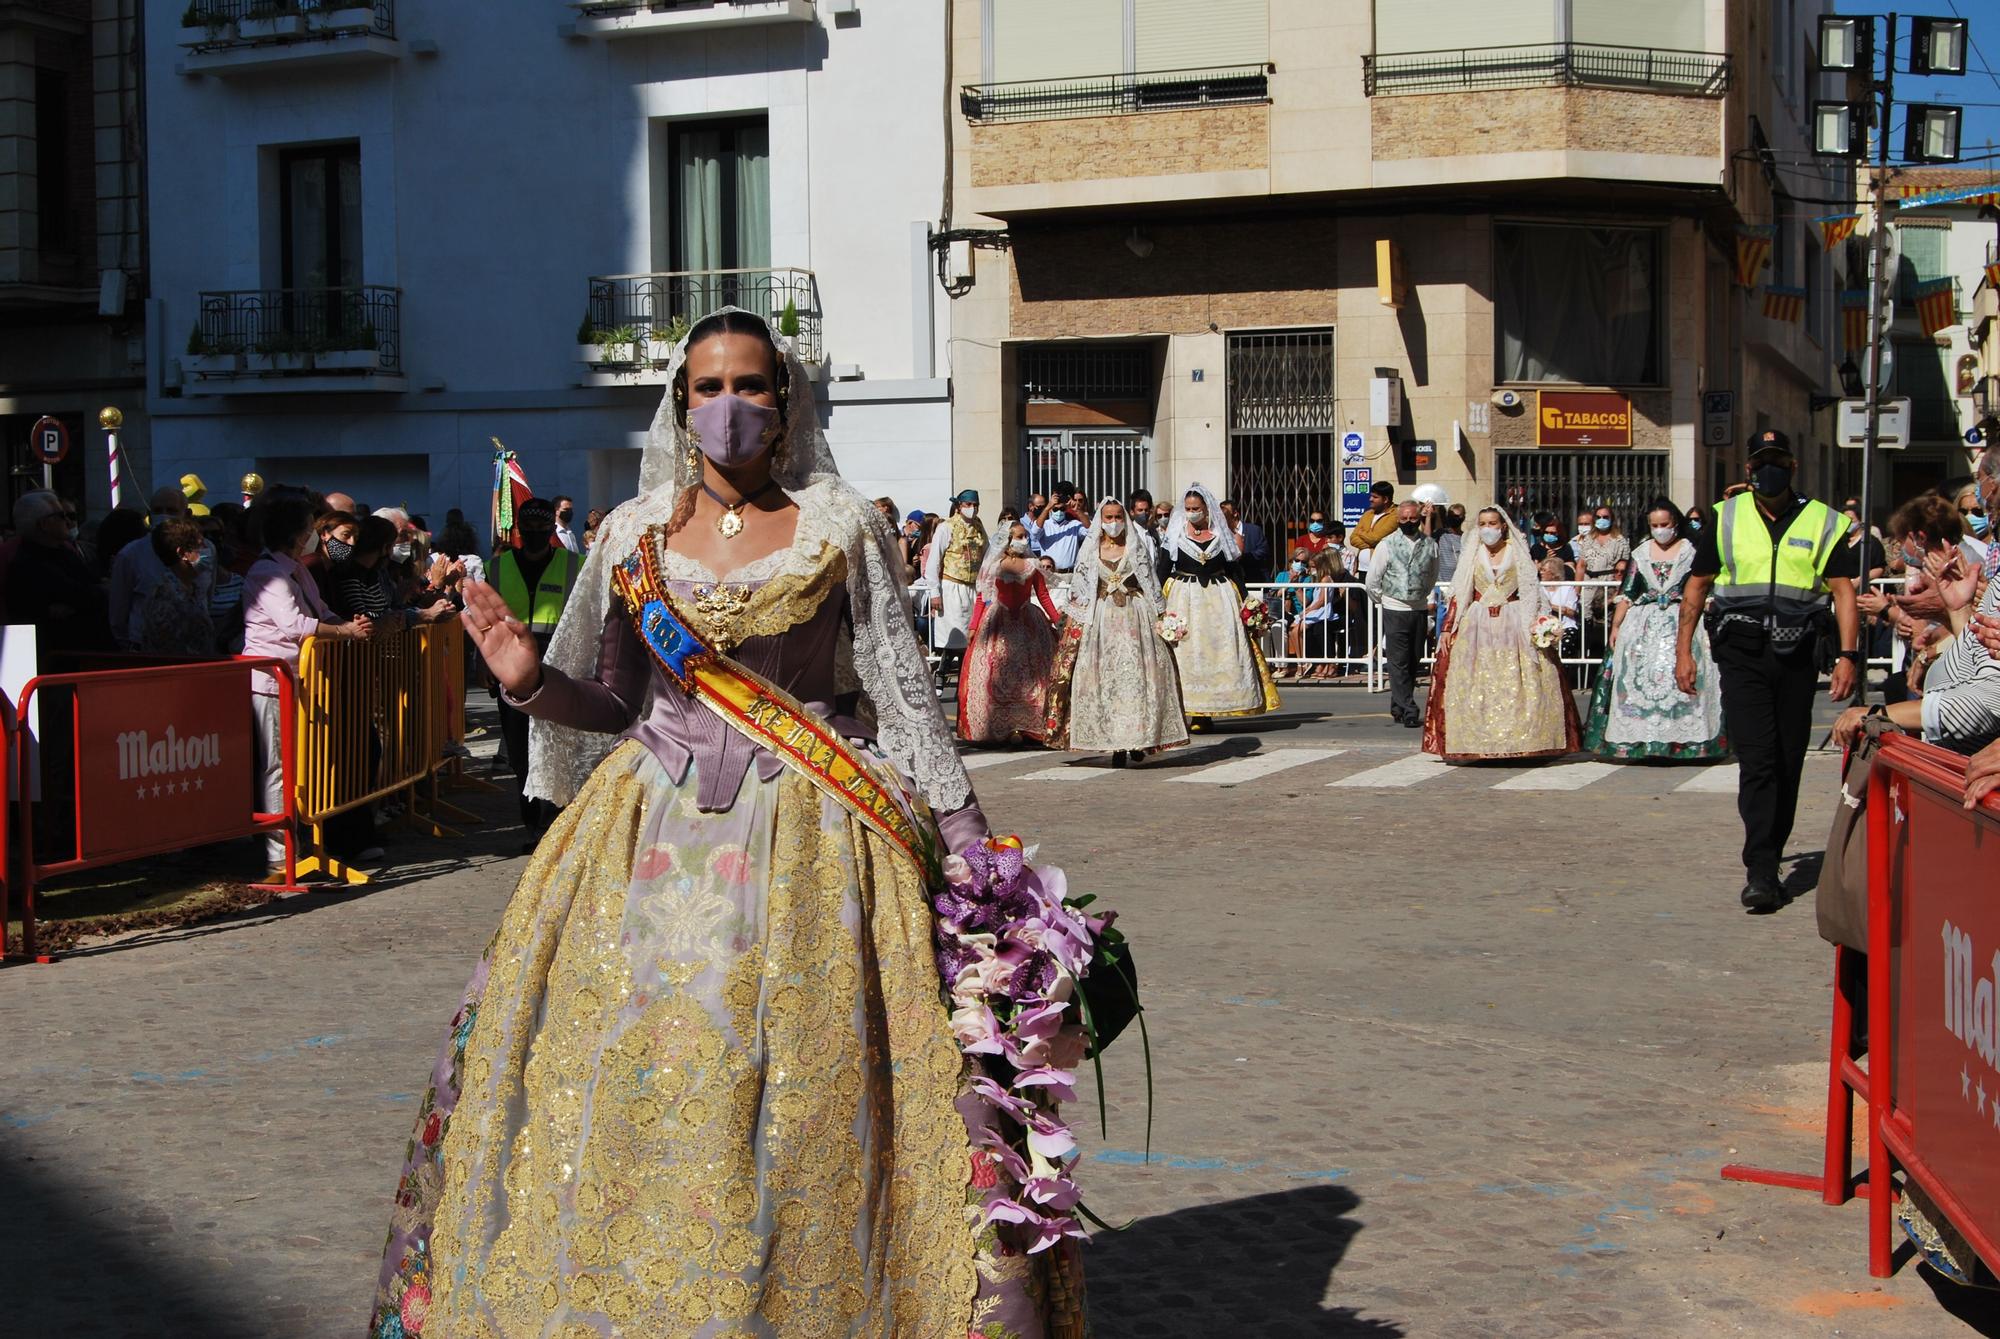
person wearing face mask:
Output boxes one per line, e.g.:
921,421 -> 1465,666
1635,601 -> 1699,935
955,520 -> 1062,744
1365,501 -> 1440,727
1295,508 -> 1335,557
551,495 -> 583,554
242,496 -> 371,878
135,516 -> 217,657
106,484 -> 216,649
1581,498 -> 1726,762
1125,489 -> 1156,551
922,487 -> 987,664
1047,498 -> 1187,764
1677,430 -> 1859,912
1573,506 -> 1631,652
1424,507 -> 1580,760
1027,481 -> 1089,573
1942,475 -> 1989,567
487,498 -> 581,841
1159,482 -> 1276,724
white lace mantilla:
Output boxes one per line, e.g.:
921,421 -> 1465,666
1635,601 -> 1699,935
525,310 -> 973,815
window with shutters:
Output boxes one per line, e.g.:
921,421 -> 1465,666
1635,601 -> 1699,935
985,0 -> 1267,82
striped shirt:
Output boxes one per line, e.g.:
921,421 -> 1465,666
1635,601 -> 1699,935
1919,576 -> 2000,752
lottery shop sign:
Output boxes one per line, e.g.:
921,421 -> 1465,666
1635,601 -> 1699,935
78,668 -> 254,863
1536,391 -> 1632,447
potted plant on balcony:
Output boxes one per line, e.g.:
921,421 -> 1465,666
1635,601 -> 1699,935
593,324 -> 641,367
178,1 -> 237,43
778,298 -> 800,339
303,0 -> 379,35
181,322 -> 242,377
647,316 -> 689,364
315,324 -> 383,372
238,0 -> 304,41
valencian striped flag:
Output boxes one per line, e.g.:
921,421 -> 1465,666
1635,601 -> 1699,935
491,440 -> 533,551
1840,289 -> 1871,351
1988,260 -> 2000,294
1815,213 -> 1860,251
1913,277 -> 1957,337
1762,285 -> 1807,324
1735,225 -> 1774,287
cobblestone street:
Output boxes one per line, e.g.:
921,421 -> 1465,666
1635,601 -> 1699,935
5,694 -> 1997,1338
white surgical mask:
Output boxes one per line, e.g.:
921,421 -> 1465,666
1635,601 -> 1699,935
1479,525 -> 1505,546
301,530 -> 320,558
1103,520 -> 1126,538
1290,560 -> 1305,573
391,541 -> 413,561
1187,511 -> 1207,527
1007,539 -> 1029,555
959,504 -> 976,519
1651,525 -> 1677,546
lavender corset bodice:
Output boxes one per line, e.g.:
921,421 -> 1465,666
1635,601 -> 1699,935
511,544 -> 864,811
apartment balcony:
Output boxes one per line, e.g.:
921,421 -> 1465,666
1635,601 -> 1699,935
177,0 -> 400,75
961,64 -> 1274,217
567,0 -> 815,40
180,286 -> 406,394
1364,42 -> 1730,191
576,267 -> 821,386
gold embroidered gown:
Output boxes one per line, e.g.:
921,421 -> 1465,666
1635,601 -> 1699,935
1423,555 -> 1581,761
369,534 -> 1079,1339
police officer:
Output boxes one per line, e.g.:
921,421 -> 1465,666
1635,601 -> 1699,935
488,497 -> 579,847
1675,430 -> 1860,912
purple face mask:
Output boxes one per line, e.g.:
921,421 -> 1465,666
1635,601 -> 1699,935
687,392 -> 779,467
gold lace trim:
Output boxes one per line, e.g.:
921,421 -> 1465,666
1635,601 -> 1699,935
676,539 -> 848,652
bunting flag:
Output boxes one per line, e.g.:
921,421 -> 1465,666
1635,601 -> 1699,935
1815,213 -> 1860,251
1840,288 -> 1871,352
1913,276 -> 1957,337
1894,181 -> 2000,211
1734,225 -> 1775,288
1761,285 -> 1807,324
491,440 -> 533,551
1987,260 -> 2000,293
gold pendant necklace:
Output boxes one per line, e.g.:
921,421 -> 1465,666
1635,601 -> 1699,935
703,480 -> 779,540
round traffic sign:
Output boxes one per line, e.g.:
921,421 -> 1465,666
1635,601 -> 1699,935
29,416 -> 69,466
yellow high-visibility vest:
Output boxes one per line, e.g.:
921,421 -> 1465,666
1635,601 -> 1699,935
1710,491 -> 1845,625
492,547 -> 578,635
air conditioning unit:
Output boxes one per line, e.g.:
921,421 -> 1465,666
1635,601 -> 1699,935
1491,388 -> 1523,410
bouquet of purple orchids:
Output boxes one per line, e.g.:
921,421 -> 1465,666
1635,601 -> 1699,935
932,835 -> 1148,1253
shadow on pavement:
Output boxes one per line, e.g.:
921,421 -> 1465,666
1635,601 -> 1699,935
0,1151 -> 265,1339
1087,1184 -> 1403,1337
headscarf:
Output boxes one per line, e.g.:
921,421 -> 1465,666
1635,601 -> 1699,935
1163,482 -> 1237,562
526,307 -> 972,815
1066,497 -> 1165,626
1448,507 -> 1550,622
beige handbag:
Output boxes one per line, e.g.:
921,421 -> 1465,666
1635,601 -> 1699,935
1815,716 -> 1897,953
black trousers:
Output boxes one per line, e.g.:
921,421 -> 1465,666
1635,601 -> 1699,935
1382,608 -> 1424,720
497,694 -> 557,835
1712,632 -> 1820,881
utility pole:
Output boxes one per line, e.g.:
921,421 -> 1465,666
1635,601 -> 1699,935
1857,14 -> 1895,623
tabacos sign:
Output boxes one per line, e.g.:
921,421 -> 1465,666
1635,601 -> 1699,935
1942,917 -> 2000,1075
1537,391 -> 1632,447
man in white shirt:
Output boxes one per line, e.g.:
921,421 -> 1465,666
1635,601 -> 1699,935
553,495 -> 582,554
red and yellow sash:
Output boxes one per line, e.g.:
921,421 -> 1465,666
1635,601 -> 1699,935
610,538 -> 939,879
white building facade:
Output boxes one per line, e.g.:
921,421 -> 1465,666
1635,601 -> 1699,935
142,0 -> 952,527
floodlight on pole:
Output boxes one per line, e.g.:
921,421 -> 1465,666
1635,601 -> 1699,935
1904,103 -> 1963,162
1818,15 -> 1862,70
1811,100 -> 1864,157
1909,17 -> 1968,76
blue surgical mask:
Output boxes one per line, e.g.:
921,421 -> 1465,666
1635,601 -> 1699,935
1689,520 -> 1702,531
1971,513 -> 1990,538
1594,517 -> 1612,531
1308,522 -> 1325,535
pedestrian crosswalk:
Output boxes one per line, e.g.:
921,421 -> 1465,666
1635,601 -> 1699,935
958,745 -> 1831,798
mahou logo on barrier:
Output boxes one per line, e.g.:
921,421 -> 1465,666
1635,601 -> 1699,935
83,671 -> 254,862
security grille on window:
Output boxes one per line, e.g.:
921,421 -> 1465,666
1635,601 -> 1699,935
1020,345 -> 1152,402
1495,223 -> 1663,385
1020,430 -> 1151,510
1226,329 -> 1336,551
1495,450 -> 1669,533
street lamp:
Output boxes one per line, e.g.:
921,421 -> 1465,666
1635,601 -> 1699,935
1910,16 -> 1968,76
1812,100 -> 1864,157
1904,103 -> 1963,162
1818,16 -> 1863,70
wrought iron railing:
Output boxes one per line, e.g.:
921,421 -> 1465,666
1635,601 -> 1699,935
1362,43 -> 1729,97
195,285 -> 402,372
960,63 -> 1272,124
180,0 -> 395,45
585,267 -> 821,362
573,0 -> 795,14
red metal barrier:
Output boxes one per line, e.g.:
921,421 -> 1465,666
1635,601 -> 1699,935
1721,733 -> 1999,1284
5,657 -> 299,963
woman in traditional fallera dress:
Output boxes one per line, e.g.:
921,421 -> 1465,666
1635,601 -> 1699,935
368,309 -> 1082,1338
957,521 -> 1062,745
1582,498 -> 1728,761
1424,507 -> 1581,762
1157,483 -> 1278,723
1046,498 -> 1187,765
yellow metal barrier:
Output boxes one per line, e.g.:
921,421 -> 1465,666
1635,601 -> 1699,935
292,620 -> 478,883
